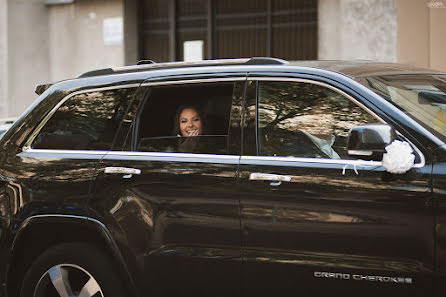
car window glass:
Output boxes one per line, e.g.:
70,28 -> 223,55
32,88 -> 136,150
257,81 -> 378,159
361,75 -> 446,143
133,81 -> 237,154
111,86 -> 145,151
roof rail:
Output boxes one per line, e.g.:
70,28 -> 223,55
246,57 -> 288,65
137,60 -> 156,65
35,83 -> 54,95
78,57 -> 288,78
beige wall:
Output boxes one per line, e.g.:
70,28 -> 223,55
7,0 -> 50,117
430,8 -> 446,71
1,0 -> 126,118
48,0 -> 125,81
0,0 -> 8,118
397,0 -> 446,71
3,0 -> 446,119
318,0 -> 398,62
124,0 -> 139,65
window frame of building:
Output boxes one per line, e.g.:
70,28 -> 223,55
141,0 -> 318,62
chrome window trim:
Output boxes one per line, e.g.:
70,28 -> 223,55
241,154 -> 423,169
241,155 -> 381,166
22,78 -> 246,153
247,77 -> 385,124
241,155 -> 380,168
18,149 -> 109,160
246,77 -> 425,168
19,149 -> 241,164
23,83 -> 141,151
19,148 -> 424,169
20,76 -> 426,169
102,151 -> 240,164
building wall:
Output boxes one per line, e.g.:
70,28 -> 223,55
397,0 -> 446,72
6,0 -> 50,117
1,0 -> 125,118
0,0 -> 8,118
124,0 -> 139,65
48,0 -> 125,81
318,0 -> 398,62
2,0 -> 446,118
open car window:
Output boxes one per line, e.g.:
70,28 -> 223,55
133,81 -> 238,155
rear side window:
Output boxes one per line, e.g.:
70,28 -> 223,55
132,81 -> 241,154
32,87 -> 136,150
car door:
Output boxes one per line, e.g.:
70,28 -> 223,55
0,85 -> 138,293
90,75 -> 246,297
433,144 -> 446,296
238,77 -> 434,297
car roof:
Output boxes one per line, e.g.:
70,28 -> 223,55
289,60 -> 445,78
80,58 -> 445,80
36,58 -> 446,96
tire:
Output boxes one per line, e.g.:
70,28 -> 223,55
19,242 -> 127,297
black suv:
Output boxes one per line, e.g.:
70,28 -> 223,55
1,58 -> 446,297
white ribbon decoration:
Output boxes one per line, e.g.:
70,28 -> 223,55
382,140 -> 415,174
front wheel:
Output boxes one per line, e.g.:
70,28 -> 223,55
20,242 -> 127,297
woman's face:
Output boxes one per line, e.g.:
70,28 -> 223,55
179,108 -> 202,136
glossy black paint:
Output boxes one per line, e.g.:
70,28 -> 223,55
238,160 -> 434,297
0,61 -> 444,297
93,156 -> 241,297
432,145 -> 446,296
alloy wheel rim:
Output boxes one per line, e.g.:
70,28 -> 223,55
33,264 -> 104,297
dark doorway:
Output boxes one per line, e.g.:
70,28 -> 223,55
141,0 -> 318,62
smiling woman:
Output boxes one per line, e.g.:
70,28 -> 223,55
135,81 -> 235,154
174,105 -> 205,152
174,105 -> 204,137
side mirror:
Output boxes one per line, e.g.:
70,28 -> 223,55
347,124 -> 397,160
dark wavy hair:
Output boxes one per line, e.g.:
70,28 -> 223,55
172,105 -> 206,136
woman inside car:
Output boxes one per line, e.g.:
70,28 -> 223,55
173,105 -> 205,152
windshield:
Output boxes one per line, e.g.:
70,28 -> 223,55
360,74 -> 446,142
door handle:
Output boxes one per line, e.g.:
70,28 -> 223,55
249,173 -> 291,186
104,167 -> 141,175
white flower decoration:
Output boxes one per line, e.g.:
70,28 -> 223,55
382,140 -> 415,174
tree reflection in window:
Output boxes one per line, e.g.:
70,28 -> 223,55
32,88 -> 136,150
258,81 -> 377,159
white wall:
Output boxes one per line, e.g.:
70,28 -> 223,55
318,0 -> 398,62
7,0 -> 50,117
124,0 -> 139,65
0,0 -> 8,118
397,0 -> 446,72
48,0 -> 124,81
1,0 -> 125,118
